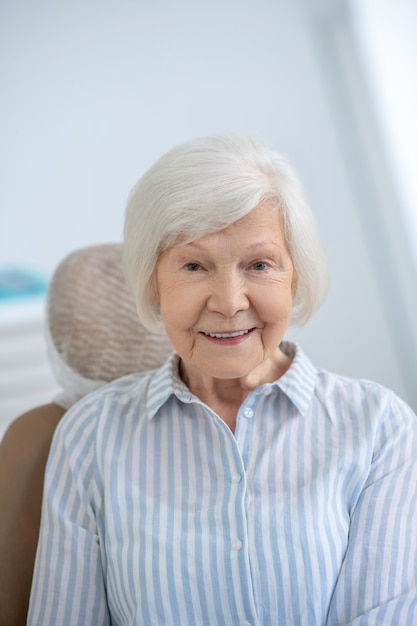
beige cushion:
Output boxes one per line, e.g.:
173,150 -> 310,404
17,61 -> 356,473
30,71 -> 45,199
46,243 -> 173,409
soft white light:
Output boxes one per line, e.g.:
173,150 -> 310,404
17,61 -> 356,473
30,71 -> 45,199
350,0 -> 417,268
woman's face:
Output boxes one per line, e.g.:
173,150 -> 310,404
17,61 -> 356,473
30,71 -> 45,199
154,201 -> 296,392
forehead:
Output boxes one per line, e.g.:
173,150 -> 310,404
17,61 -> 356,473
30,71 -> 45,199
181,201 -> 287,251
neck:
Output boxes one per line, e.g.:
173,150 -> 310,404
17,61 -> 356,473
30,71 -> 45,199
179,348 -> 292,431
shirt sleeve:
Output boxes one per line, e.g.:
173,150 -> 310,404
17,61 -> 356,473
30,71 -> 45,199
27,399 -> 110,625
326,392 -> 417,625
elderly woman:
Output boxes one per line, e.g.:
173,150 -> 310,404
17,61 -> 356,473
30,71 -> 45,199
28,134 -> 417,625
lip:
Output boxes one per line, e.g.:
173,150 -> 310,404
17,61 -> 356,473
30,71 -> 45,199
199,327 -> 256,345
202,329 -> 250,338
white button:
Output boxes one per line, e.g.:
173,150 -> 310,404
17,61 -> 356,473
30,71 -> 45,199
232,539 -> 243,551
243,407 -> 253,418
241,622 -> 251,626
231,473 -> 241,483
263,386 -> 272,396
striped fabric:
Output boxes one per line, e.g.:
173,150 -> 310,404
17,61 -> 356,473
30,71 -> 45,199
28,343 -> 417,625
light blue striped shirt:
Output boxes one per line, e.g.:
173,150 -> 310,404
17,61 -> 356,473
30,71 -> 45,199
28,343 -> 417,625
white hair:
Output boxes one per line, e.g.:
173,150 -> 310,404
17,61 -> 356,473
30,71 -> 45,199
123,132 -> 329,332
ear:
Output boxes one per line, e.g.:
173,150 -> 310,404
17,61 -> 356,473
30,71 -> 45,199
291,269 -> 298,298
150,274 -> 160,306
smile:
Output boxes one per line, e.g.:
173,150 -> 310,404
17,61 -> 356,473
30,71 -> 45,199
203,330 -> 250,339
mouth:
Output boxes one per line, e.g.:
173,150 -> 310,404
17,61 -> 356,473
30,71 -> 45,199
202,329 -> 250,339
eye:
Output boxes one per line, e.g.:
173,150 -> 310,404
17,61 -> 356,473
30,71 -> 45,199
185,262 -> 201,271
251,261 -> 269,271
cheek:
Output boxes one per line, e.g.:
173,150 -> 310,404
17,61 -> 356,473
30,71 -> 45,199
155,277 -> 183,310
159,296 -> 184,327
257,283 -> 293,322
158,284 -> 200,331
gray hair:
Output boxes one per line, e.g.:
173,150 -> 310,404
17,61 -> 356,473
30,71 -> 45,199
123,132 -> 329,332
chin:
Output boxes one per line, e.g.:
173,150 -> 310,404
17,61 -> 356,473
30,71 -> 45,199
204,363 -> 257,381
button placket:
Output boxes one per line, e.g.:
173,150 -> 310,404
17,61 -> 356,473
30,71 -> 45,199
235,396 -> 257,470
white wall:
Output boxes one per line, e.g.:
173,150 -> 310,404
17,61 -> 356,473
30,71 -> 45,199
0,0 -> 414,410
351,0 -> 417,263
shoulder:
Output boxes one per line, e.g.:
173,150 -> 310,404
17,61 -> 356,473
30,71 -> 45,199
51,370 -> 157,450
301,357 -> 417,472
287,343 -> 415,426
313,363 -> 416,432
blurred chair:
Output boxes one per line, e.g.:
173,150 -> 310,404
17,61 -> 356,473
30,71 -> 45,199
0,243 -> 172,626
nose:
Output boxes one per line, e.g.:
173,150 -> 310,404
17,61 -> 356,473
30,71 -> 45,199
207,270 -> 250,317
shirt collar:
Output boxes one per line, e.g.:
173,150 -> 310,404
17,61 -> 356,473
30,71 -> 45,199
146,352 -> 190,420
274,341 -> 317,416
146,342 -> 317,420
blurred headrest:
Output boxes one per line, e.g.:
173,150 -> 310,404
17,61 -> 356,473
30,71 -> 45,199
45,243 -> 172,409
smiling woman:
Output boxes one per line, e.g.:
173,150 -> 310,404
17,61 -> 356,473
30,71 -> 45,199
154,202 -> 295,426
28,133 -> 417,625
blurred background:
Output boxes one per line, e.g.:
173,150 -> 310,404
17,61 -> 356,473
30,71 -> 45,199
1,0 -> 416,437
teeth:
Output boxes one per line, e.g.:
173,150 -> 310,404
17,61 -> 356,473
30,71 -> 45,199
204,330 -> 249,338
